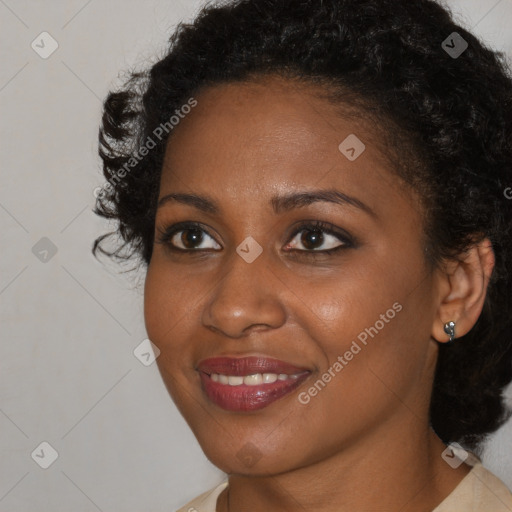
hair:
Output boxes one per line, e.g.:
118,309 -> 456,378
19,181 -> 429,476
92,0 -> 512,454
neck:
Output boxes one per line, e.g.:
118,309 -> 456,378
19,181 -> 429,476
218,418 -> 472,512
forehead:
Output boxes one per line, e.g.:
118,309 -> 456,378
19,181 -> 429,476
160,76 -> 409,215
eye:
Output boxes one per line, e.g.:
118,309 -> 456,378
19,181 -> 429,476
156,222 -> 221,252
284,220 -> 353,255
155,220 -> 354,255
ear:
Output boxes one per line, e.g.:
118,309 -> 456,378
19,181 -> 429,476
431,238 -> 495,344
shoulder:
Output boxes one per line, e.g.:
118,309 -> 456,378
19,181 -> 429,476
433,461 -> 512,512
175,481 -> 228,512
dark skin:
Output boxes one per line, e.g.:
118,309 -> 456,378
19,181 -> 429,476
144,76 -> 495,512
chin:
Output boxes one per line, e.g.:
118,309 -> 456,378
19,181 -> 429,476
195,433 -> 308,477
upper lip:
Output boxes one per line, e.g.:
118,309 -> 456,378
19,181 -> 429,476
197,356 -> 311,376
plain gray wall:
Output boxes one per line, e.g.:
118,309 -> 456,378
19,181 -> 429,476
1,1 -> 511,510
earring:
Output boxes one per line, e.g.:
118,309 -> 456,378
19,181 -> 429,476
443,321 -> 456,343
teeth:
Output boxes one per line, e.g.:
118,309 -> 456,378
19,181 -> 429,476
228,376 -> 244,386
244,374 -> 262,385
210,372 -> 303,386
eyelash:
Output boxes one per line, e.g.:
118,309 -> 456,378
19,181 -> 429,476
155,220 -> 355,257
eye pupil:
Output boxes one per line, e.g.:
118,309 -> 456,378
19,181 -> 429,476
301,228 -> 323,250
182,228 -> 203,248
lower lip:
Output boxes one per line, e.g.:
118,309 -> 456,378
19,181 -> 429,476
199,372 -> 310,412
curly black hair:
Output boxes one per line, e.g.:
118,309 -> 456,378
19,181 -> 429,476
92,0 -> 512,454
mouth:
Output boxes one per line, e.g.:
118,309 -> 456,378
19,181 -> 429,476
197,356 -> 312,412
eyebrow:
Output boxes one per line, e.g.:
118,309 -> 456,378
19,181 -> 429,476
157,188 -> 376,218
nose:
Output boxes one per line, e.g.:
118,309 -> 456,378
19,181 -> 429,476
201,249 -> 287,339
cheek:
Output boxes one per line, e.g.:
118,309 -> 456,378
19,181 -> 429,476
286,310 -> 421,466
307,298 -> 432,430
143,261 -> 202,413
296,261 -> 432,407
144,263 -> 169,344
143,260 -> 191,356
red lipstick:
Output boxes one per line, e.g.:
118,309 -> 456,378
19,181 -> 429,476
197,356 -> 311,412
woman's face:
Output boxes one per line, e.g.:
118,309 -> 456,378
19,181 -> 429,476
144,76 -> 442,475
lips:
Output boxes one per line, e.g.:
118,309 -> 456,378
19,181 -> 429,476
197,356 -> 310,376
197,356 -> 312,412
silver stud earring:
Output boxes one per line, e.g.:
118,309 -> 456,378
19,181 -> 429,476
443,321 -> 456,343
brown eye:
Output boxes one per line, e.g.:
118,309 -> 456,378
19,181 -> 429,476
170,228 -> 221,250
156,220 -> 354,256
156,222 -> 221,251
286,222 -> 350,253
300,228 -> 325,250
178,228 -> 205,249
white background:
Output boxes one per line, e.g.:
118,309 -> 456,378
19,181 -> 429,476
1,0 -> 511,510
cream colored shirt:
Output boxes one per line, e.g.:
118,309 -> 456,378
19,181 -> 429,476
176,460 -> 512,512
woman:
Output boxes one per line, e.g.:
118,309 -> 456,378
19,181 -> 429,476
93,0 -> 512,510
